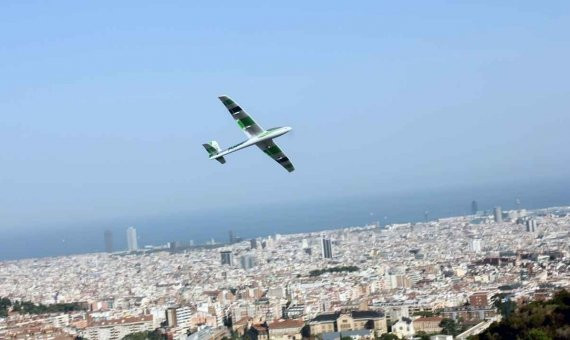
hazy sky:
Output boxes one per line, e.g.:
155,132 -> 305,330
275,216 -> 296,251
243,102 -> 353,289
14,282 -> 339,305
1,1 -> 569,232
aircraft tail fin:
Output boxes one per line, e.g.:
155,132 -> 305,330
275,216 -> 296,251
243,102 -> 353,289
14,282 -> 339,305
202,141 -> 226,164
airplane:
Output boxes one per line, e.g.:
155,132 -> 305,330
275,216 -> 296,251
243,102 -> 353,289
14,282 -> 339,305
202,95 -> 295,172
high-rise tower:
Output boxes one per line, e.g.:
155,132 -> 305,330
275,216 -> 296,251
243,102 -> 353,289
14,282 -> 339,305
126,227 -> 138,252
321,238 -> 333,259
104,230 -> 113,253
250,239 -> 257,249
220,250 -> 233,265
471,201 -> 478,215
494,207 -> 503,223
240,254 -> 256,270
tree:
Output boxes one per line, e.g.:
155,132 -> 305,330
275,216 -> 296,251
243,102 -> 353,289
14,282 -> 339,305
230,331 -> 244,340
9,299 -> 85,315
498,299 -> 517,318
473,289 -> 570,340
414,331 -> 429,340
439,318 -> 459,336
0,297 -> 11,317
412,310 -> 434,317
377,334 -> 399,340
122,330 -> 166,340
527,329 -> 551,340
309,266 -> 360,277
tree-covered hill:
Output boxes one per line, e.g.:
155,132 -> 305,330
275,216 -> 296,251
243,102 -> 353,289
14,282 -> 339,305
472,289 -> 570,340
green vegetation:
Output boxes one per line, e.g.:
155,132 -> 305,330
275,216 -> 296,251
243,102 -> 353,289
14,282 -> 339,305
0,297 -> 86,316
12,300 -> 85,314
122,329 -> 166,340
309,266 -> 359,277
377,334 -> 399,340
473,289 -> 570,340
440,318 -> 460,336
413,310 -> 439,317
498,283 -> 521,291
493,295 -> 517,319
415,331 -> 428,340
0,297 -> 11,317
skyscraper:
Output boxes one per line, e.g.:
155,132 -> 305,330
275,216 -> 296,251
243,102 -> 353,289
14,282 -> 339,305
240,254 -> 256,270
126,227 -> 138,252
228,230 -> 234,244
104,230 -> 113,253
220,250 -> 233,265
250,239 -> 257,249
526,219 -> 537,232
471,200 -> 478,215
321,238 -> 333,259
494,207 -> 503,223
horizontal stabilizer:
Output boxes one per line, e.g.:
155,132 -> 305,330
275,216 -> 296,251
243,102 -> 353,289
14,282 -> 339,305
202,141 -> 226,165
202,141 -> 221,156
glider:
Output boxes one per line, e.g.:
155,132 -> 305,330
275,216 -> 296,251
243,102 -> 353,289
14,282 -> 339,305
202,96 -> 295,172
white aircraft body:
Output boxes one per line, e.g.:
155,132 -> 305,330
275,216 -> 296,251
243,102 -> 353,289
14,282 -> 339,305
202,96 -> 295,172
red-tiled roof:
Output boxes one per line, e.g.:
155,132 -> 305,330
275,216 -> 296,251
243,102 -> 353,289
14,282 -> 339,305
268,319 -> 304,329
414,316 -> 443,323
234,317 -> 251,326
251,324 -> 268,333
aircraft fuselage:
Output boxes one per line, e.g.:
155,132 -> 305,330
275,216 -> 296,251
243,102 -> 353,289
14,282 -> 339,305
211,126 -> 291,159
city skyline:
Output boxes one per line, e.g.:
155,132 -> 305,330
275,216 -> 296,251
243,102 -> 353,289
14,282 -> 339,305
1,204 -> 568,339
1,178 -> 569,261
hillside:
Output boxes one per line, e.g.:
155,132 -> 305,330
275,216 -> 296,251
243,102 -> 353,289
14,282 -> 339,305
473,289 -> 570,340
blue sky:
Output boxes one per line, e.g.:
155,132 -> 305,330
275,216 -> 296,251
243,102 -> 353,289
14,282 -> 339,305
1,1 -> 569,232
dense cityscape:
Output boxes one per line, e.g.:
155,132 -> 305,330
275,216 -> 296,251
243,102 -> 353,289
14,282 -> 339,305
3,0 -> 570,339
0,204 -> 569,339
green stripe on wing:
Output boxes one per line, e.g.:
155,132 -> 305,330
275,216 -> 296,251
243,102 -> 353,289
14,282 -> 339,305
257,140 -> 295,173
237,117 -> 256,129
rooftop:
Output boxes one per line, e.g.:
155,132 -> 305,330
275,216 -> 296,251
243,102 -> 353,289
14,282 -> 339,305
268,319 -> 304,329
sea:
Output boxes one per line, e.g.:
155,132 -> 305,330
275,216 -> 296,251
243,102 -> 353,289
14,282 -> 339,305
1,178 -> 569,261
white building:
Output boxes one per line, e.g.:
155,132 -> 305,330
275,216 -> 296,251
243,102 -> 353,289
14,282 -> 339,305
126,227 -> 138,251
240,254 -> 256,270
166,306 -> 193,328
469,238 -> 482,253
391,317 -> 415,338
526,219 -> 538,232
83,315 -> 153,340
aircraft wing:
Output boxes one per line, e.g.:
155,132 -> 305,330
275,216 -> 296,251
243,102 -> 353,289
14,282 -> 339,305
256,139 -> 295,172
218,95 -> 264,137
